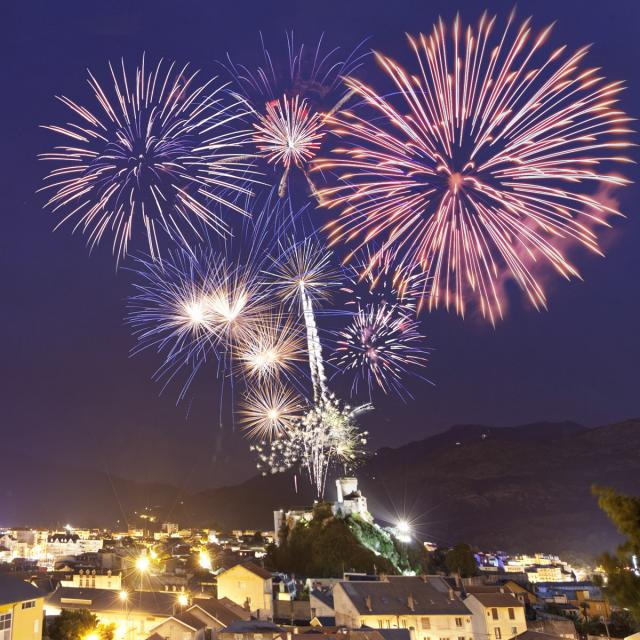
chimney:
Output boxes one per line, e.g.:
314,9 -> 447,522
407,594 -> 415,611
366,595 -> 373,612
420,574 -> 428,583
448,587 -> 455,601
454,574 -> 461,588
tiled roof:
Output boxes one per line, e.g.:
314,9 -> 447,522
467,592 -> 523,608
233,561 -> 272,580
190,597 -> 247,626
46,586 -> 181,616
0,574 -> 45,606
338,576 -> 470,616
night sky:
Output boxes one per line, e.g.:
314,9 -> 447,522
2,0 -> 639,491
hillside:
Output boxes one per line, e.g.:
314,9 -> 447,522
2,419 -> 639,556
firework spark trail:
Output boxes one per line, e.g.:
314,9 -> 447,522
40,56 -> 259,263
314,12 -> 633,323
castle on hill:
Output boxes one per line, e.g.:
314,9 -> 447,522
273,477 -> 372,543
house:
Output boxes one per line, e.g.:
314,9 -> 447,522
216,562 -> 273,619
501,581 -> 538,607
146,611 -> 208,640
526,617 -> 577,640
310,588 -> 335,619
145,596 -> 248,640
217,619 -> 286,640
45,586 -> 186,640
0,574 -> 46,640
465,592 -> 527,640
332,575 -> 473,640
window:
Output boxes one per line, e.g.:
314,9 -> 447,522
495,629 -> 502,640
491,608 -> 499,620
455,618 -> 463,628
0,612 -> 12,640
512,628 -> 518,635
401,620 -> 408,628
379,621 -> 384,629
22,600 -> 36,609
508,608 -> 515,620
422,618 -> 431,630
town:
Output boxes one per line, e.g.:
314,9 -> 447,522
0,478 -> 635,640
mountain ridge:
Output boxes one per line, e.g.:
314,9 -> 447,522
2,418 -> 638,556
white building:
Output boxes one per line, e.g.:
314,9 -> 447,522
465,592 -> 527,640
333,575 -> 473,640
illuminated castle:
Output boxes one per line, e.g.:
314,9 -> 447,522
332,477 -> 372,522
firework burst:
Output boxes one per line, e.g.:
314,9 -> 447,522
315,12 -> 633,323
252,95 -> 326,196
240,383 -> 303,441
127,247 -> 268,400
223,33 -> 368,197
267,238 -> 341,307
40,56 -> 258,262
331,304 -> 430,397
236,312 -> 305,381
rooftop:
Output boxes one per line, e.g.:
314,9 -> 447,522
338,576 -> 470,616
0,574 -> 45,606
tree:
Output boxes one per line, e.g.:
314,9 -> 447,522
445,543 -> 479,578
593,486 -> 640,622
47,609 -> 114,640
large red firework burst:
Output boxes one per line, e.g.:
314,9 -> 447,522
315,12 -> 633,323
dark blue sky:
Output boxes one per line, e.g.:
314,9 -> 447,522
2,0 -> 638,490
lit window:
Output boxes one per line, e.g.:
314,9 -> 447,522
0,613 -> 12,640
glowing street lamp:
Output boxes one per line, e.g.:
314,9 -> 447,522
135,555 -> 150,572
198,549 -> 212,571
395,519 -> 412,543
177,592 -> 189,607
119,590 -> 128,602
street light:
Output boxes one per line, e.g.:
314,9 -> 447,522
135,555 -> 149,572
395,520 -> 412,543
177,592 -> 189,607
119,590 -> 128,602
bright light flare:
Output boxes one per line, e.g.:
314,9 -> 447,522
135,555 -> 149,572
